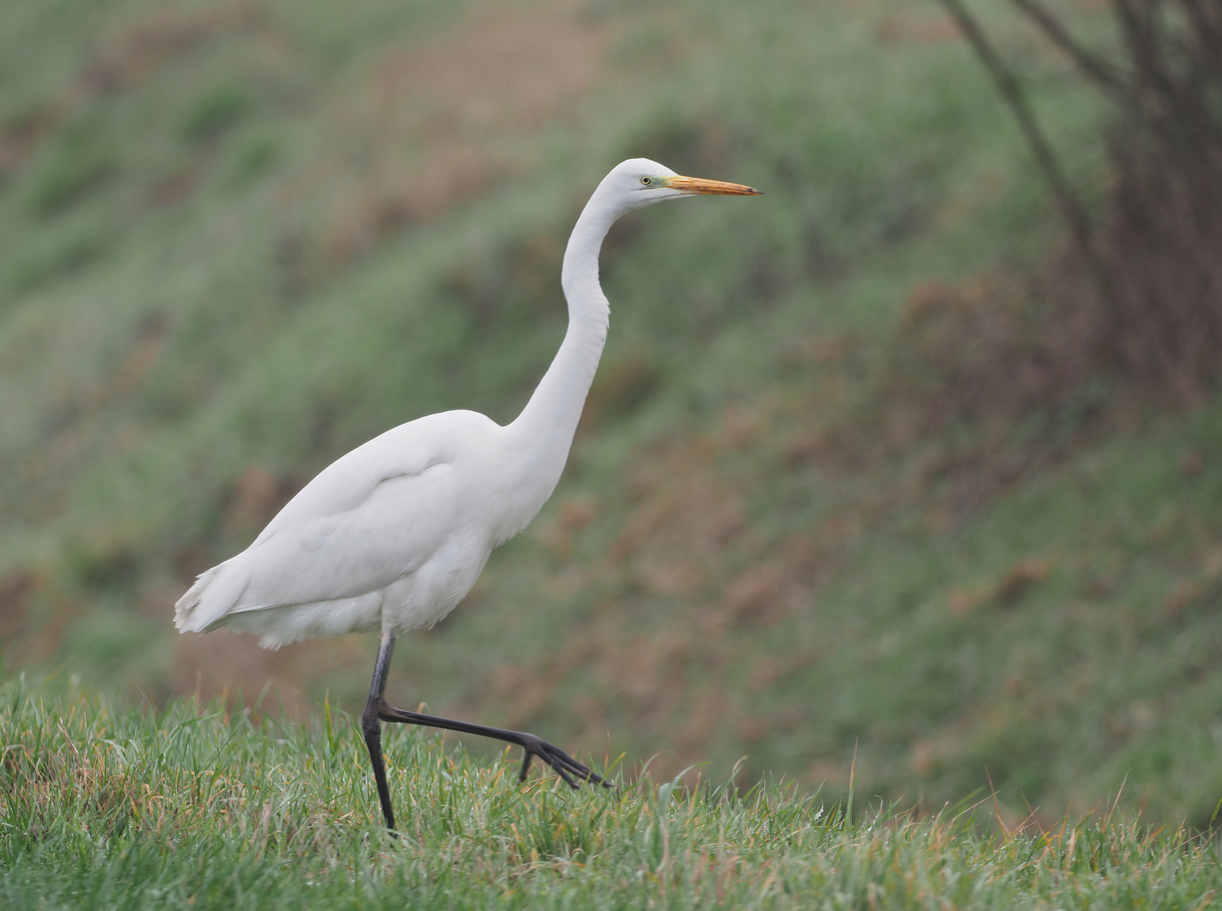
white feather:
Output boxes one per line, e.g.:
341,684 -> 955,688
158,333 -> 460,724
175,158 -> 759,651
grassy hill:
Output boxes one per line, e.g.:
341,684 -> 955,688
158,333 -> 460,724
2,0 -> 1220,831
4,683 -> 1220,910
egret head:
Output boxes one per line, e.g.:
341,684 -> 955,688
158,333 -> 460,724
599,158 -> 761,214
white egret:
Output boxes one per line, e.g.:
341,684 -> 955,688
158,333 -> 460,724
175,158 -> 761,831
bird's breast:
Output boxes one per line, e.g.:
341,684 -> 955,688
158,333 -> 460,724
380,527 -> 492,632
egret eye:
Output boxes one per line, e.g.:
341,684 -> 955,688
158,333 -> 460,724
640,176 -> 652,186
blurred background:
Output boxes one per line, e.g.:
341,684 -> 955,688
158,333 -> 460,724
2,0 -> 1220,828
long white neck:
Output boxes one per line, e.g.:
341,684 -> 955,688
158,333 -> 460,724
508,192 -> 618,460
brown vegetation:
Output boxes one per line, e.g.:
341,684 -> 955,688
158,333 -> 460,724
293,2 -> 611,278
80,2 -> 265,95
938,0 -> 1222,403
0,2 -> 263,185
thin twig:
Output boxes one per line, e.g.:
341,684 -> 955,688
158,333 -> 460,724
1009,0 -> 1128,95
935,0 -> 1110,300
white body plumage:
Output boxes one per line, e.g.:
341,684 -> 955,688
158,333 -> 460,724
175,158 -> 759,650
177,410 -> 551,647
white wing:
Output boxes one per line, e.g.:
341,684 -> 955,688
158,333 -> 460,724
175,410 -> 499,633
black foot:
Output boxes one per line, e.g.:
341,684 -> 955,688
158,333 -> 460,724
516,732 -> 610,789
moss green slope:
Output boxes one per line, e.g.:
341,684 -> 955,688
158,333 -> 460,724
2,0 -> 1218,826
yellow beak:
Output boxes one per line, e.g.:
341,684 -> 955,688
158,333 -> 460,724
664,175 -> 762,196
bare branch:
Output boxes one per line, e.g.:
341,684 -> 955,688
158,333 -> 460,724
935,0 -> 1108,298
1009,0 -> 1128,96
1175,0 -> 1222,53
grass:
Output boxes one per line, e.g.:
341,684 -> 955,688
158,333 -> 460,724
0,0 -> 1220,839
3,680 -> 1220,910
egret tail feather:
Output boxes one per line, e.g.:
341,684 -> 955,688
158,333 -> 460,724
174,561 -> 251,633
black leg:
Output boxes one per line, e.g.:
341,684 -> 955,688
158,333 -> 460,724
361,630 -> 398,831
374,700 -> 608,790
360,631 -> 608,830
